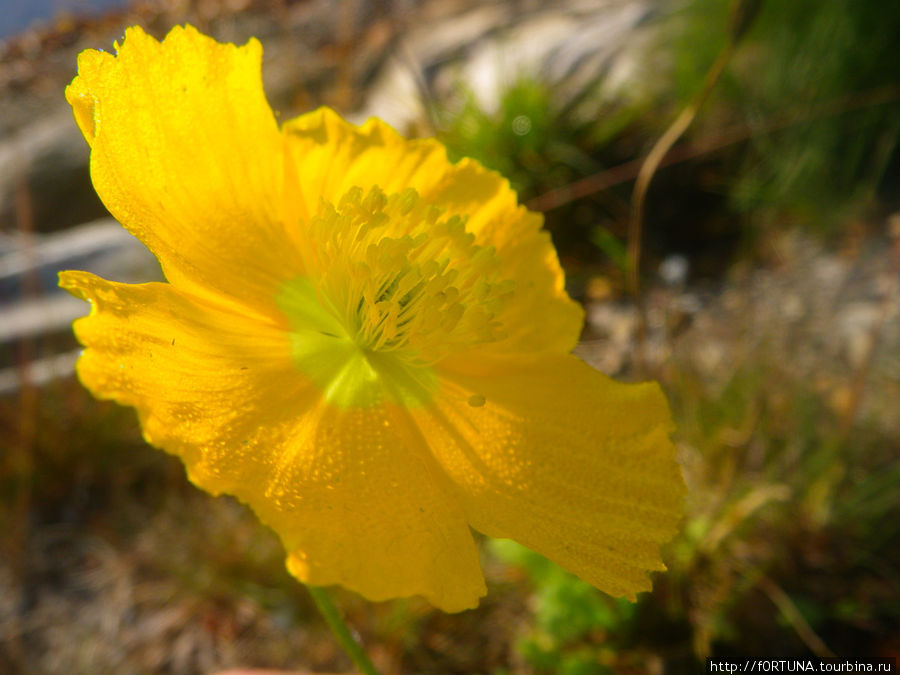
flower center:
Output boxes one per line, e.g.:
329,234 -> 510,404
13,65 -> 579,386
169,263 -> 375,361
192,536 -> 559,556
278,185 -> 514,407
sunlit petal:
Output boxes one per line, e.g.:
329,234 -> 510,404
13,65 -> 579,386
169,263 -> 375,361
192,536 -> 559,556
419,354 -> 686,598
67,25 -> 295,316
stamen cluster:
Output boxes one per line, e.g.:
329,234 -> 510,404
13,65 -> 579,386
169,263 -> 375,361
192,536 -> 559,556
300,186 -> 515,365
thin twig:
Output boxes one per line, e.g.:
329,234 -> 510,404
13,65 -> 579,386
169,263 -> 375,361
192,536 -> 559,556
626,42 -> 734,298
756,574 -> 835,658
526,85 -> 900,214
623,39 -> 734,375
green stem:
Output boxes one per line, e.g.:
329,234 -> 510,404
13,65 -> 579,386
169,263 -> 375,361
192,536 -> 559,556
307,585 -> 381,675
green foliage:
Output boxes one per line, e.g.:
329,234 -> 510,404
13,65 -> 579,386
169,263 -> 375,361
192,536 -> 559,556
670,0 -> 900,227
490,539 -> 635,673
437,77 -> 597,200
666,354 -> 900,660
588,226 -> 628,272
435,75 -> 648,269
667,0 -> 732,104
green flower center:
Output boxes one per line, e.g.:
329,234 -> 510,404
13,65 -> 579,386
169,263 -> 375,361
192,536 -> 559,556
278,185 -> 514,407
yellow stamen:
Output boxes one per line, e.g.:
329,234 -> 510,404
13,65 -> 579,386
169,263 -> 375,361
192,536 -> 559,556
279,185 -> 516,407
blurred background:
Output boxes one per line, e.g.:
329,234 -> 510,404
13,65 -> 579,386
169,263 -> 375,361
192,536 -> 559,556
1,0 -> 898,673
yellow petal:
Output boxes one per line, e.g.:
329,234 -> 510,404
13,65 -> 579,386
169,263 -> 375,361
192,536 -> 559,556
282,108 -> 583,355
282,107 -> 451,223
66,25 -> 296,316
275,401 -> 486,612
417,355 -> 686,599
60,269 -> 485,611
470,211 -> 584,358
59,270 -> 298,461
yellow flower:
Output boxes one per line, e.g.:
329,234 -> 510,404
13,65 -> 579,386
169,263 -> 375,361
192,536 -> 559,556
59,25 -> 685,612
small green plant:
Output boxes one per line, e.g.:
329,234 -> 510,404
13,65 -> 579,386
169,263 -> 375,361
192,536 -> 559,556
435,74 -> 651,272
437,77 -> 596,200
490,539 -> 637,674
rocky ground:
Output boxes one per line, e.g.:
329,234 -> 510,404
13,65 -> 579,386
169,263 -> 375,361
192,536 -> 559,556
581,226 -> 899,437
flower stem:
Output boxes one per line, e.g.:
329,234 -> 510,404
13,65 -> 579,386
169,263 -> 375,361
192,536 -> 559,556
307,585 -> 381,675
